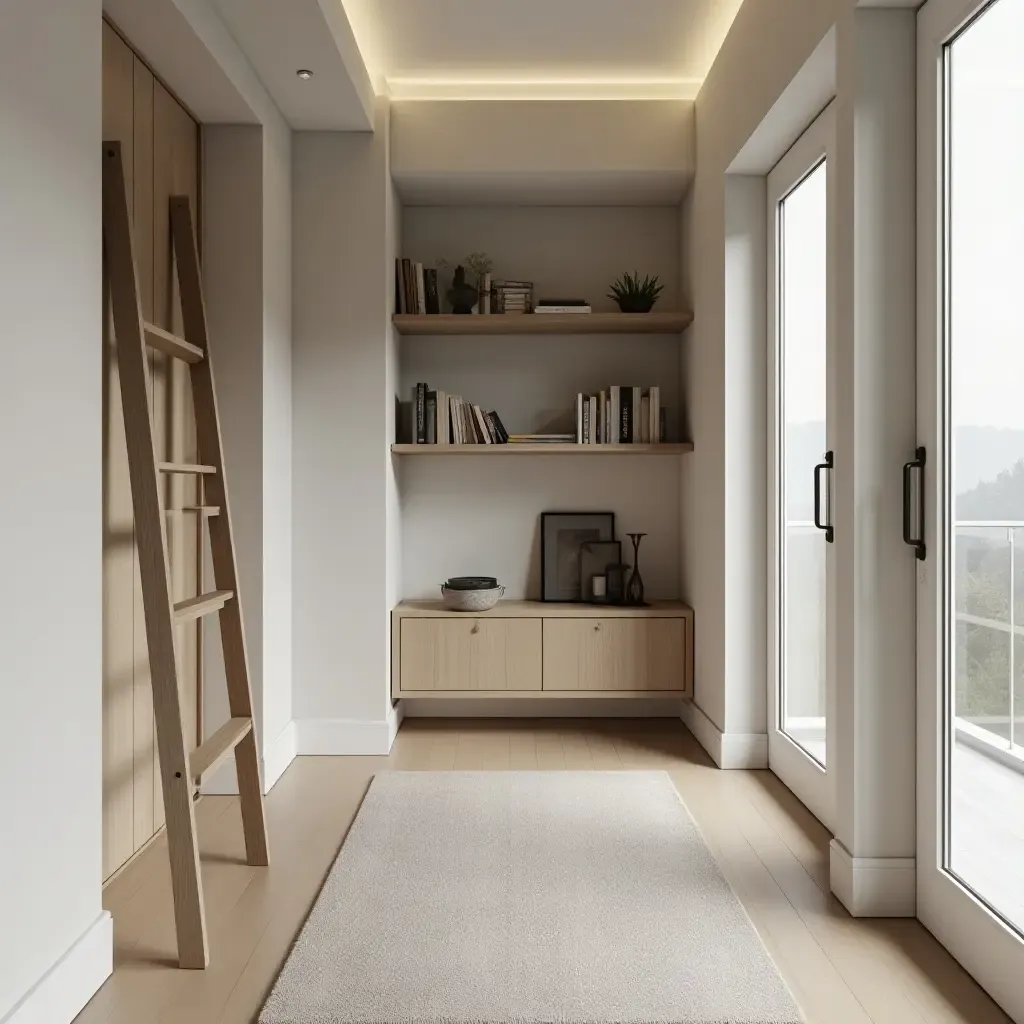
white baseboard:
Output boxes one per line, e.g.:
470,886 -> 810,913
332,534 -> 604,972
200,721 -> 298,796
2,912 -> 112,1024
295,704 -> 403,756
387,701 -> 404,749
680,701 -> 768,769
262,721 -> 297,791
829,839 -> 916,917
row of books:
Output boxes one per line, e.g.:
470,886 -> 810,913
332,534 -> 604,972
494,280 -> 533,315
574,386 -> 664,445
395,259 -> 440,314
413,385 -> 510,445
393,264 -> 596,318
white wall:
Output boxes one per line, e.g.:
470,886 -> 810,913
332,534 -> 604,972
391,100 -> 694,205
399,206 -> 684,600
0,2 -> 111,1019
261,118 -> 294,759
832,5 -> 917,870
691,0 -> 918,912
385,143 -> 403,692
292,102 -> 396,729
201,120 -> 294,793
686,0 -> 841,737
202,126 -> 266,778
722,176 -> 768,735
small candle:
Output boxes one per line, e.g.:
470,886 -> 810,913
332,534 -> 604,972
592,575 -> 607,599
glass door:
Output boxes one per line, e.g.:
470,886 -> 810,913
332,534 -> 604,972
767,104 -> 837,829
918,0 -> 1024,1017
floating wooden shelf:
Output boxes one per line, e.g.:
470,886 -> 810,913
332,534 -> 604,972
393,311 -> 693,336
391,443 -> 693,456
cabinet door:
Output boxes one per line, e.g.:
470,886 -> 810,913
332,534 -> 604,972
542,619 -> 686,692
400,618 -> 542,691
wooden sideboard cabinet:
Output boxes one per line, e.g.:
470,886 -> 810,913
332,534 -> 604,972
391,601 -> 693,699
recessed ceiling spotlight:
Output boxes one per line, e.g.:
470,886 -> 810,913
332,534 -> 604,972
296,69 -> 314,80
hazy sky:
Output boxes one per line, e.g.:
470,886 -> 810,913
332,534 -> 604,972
950,0 -> 1024,431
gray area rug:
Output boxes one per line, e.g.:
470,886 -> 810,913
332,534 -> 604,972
260,771 -> 803,1024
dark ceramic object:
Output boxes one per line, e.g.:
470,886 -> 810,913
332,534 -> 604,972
625,533 -> 647,605
444,576 -> 499,591
447,266 -> 478,314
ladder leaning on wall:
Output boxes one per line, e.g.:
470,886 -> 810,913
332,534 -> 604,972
101,141 -> 269,970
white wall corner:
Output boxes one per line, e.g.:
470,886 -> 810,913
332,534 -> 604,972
2,912 -> 111,1024
262,721 -> 298,792
829,840 -> 916,918
295,703 -> 403,756
388,701 -> 405,750
199,720 -> 298,796
680,701 -> 768,769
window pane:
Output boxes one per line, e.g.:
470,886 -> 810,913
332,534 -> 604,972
780,161 -> 828,766
946,0 -> 1024,937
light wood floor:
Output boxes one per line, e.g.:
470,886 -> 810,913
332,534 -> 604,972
77,719 -> 1012,1024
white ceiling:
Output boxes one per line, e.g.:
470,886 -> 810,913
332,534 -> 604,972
341,0 -> 747,99
212,0 -> 374,129
112,0 -> 745,132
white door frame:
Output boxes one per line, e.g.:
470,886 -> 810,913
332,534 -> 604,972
917,0 -> 1024,1018
767,102 -> 838,830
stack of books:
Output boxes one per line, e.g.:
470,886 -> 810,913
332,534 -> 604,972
494,280 -> 533,314
507,433 -> 576,445
395,259 -> 440,315
411,384 -> 509,445
535,299 -> 592,314
574,386 -> 664,445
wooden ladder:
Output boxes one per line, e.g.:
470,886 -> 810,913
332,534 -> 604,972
101,141 -> 269,969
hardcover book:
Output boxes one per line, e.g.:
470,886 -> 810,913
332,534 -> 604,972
424,267 -> 440,314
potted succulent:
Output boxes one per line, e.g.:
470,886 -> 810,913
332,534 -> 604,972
608,271 -> 664,313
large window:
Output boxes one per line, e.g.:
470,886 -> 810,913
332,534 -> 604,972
944,0 -> 1024,936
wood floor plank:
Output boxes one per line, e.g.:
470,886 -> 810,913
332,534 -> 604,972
534,728 -> 566,769
558,728 -> 595,769
76,720 -> 1011,1024
509,729 -> 538,769
673,770 -> 874,1024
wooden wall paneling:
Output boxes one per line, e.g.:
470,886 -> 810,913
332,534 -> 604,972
102,23 -> 201,880
101,21 -> 137,880
131,53 -> 157,849
153,80 -> 201,797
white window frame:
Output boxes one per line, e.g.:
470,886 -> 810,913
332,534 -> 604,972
766,101 -> 838,830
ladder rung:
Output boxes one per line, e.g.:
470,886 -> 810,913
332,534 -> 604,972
159,462 -> 217,475
173,589 -> 233,623
144,321 -> 204,363
165,505 -> 221,517
190,717 -> 252,780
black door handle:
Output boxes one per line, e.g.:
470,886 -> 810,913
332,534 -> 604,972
903,446 -> 926,561
813,451 -> 834,544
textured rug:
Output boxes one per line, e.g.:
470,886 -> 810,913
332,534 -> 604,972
260,771 -> 803,1024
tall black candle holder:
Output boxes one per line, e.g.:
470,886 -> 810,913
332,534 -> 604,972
625,533 -> 647,606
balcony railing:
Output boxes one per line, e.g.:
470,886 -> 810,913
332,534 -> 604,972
953,520 -> 1024,773
780,517 -> 1024,774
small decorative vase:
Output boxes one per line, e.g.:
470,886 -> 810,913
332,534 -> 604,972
447,265 -> 478,314
625,533 -> 647,606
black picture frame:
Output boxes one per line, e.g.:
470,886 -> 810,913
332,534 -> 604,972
578,540 -> 622,603
540,511 -> 615,602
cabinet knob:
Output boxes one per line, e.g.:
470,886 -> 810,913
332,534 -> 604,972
471,623 -> 480,635
594,623 -> 601,632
